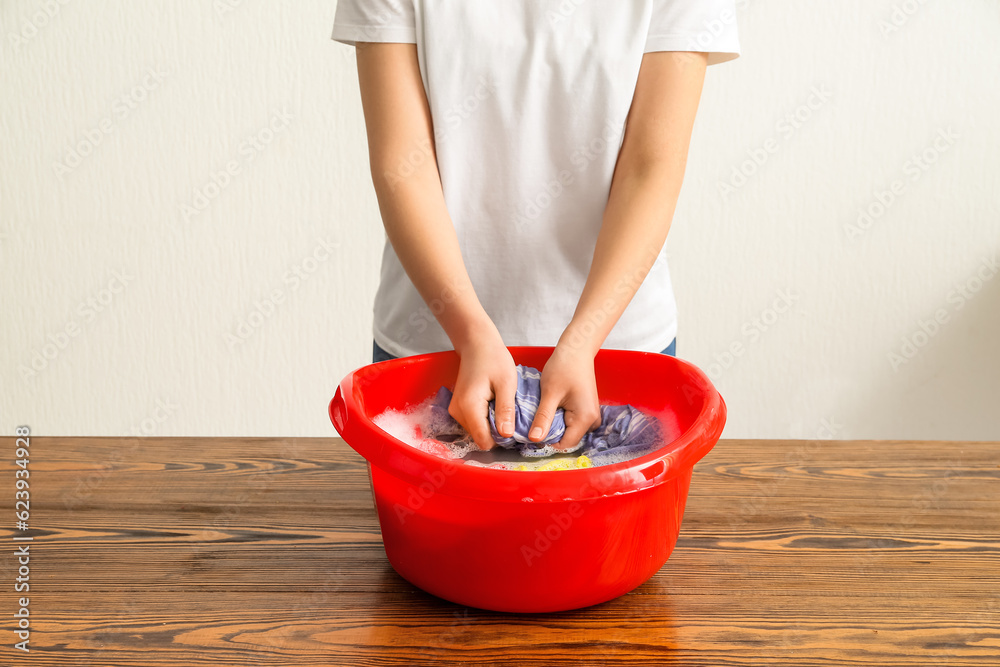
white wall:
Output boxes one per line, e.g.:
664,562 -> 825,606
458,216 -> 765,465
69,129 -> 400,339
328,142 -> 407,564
2,0 -> 998,440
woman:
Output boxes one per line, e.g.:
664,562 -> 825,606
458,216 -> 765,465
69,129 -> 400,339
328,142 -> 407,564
332,1 -> 740,454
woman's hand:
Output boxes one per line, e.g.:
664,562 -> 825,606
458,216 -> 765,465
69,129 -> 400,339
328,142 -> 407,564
448,321 -> 518,451
527,343 -> 602,451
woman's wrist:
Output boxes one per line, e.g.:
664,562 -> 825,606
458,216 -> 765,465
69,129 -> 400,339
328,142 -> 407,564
446,307 -> 502,355
556,317 -> 605,359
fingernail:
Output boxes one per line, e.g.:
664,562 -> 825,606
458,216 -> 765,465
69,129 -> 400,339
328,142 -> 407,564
501,420 -> 512,435
529,426 -> 542,440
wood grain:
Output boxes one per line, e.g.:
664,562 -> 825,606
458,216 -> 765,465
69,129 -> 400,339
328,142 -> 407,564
1,436 -> 998,666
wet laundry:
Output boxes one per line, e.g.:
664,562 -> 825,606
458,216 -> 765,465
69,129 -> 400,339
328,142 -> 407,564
420,364 -> 662,467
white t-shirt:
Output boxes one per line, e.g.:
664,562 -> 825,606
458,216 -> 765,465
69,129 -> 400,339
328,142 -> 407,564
332,0 -> 740,358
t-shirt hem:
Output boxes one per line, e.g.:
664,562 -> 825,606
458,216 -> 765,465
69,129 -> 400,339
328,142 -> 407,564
602,326 -> 678,354
374,325 -> 678,359
649,329 -> 678,354
373,325 -> 449,359
331,23 -> 417,46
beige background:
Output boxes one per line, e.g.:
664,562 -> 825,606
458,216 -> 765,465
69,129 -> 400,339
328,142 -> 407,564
2,0 -> 998,439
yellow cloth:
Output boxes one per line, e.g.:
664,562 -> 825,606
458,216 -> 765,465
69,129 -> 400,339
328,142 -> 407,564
513,455 -> 592,472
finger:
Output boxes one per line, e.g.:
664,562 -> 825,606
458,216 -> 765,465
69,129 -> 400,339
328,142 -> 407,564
492,370 -> 517,439
555,422 -> 587,452
528,389 -> 562,443
555,406 -> 602,451
450,394 -> 495,451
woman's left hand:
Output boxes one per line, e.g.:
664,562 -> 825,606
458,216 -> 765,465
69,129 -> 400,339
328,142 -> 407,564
527,342 -> 603,451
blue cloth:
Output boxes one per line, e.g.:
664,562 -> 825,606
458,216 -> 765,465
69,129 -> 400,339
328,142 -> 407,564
422,364 -> 662,461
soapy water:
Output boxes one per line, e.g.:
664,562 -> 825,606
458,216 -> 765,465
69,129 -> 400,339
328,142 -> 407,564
373,393 -> 663,471
372,401 -> 478,460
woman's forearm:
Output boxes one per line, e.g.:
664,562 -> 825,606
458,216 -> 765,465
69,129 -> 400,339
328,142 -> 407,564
371,156 -> 492,349
559,51 -> 709,356
560,165 -> 683,355
356,43 -> 492,350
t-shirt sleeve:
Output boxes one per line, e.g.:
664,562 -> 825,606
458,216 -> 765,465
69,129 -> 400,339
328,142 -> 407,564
331,0 -> 416,46
644,0 -> 741,65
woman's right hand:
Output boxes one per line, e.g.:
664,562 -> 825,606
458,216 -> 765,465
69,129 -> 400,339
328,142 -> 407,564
448,321 -> 518,451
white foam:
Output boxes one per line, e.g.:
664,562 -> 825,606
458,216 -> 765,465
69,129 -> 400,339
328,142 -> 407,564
588,448 -> 656,467
372,397 -> 478,460
372,406 -> 426,449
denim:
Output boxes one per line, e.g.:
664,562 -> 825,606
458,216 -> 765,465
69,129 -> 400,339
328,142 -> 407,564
373,338 -> 677,363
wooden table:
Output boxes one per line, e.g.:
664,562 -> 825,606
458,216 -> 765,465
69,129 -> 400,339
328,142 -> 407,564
3,436 -> 998,666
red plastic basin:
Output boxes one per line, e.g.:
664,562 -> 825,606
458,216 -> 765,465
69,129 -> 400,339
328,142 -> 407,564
328,346 -> 726,612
